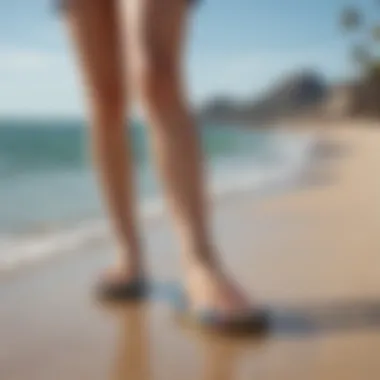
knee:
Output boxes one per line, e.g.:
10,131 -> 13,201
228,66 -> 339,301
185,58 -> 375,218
88,84 -> 125,126
136,51 -> 178,109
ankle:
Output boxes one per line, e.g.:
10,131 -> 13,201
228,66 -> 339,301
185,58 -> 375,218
183,239 -> 218,264
184,255 -> 224,280
116,252 -> 144,275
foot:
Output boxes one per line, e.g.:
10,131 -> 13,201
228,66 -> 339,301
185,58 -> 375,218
184,264 -> 252,317
100,264 -> 144,286
96,259 -> 147,301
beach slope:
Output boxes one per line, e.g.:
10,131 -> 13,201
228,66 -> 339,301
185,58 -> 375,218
1,121 -> 380,380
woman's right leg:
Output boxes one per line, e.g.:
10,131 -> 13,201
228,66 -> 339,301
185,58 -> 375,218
62,0 -> 143,278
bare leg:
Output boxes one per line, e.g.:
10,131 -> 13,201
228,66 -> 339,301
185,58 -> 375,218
123,0 -> 251,313
63,0 -> 143,278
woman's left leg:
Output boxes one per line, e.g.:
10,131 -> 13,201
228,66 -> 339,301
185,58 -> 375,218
120,0 -> 252,315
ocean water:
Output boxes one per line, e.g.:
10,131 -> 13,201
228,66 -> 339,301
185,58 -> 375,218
0,118 -> 315,270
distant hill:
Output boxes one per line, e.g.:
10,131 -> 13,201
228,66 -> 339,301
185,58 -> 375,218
199,71 -> 329,124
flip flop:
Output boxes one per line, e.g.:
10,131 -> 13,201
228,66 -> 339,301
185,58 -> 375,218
95,273 -> 149,302
170,289 -> 270,334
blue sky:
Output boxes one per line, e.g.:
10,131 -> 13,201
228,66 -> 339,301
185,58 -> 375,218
0,0 -> 373,117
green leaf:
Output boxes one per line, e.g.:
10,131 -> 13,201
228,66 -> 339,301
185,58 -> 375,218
372,25 -> 380,41
340,7 -> 362,31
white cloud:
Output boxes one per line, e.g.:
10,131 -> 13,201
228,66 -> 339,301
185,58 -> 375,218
0,47 -> 63,71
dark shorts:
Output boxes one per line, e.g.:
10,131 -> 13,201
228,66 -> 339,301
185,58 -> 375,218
56,0 -> 197,12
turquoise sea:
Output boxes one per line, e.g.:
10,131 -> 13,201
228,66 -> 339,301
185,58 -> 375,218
0,118 -> 314,269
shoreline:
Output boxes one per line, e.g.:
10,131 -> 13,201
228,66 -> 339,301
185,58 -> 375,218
1,119 -> 371,279
0,126 -> 319,277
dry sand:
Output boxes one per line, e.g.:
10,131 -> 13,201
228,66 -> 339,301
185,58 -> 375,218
0,121 -> 380,380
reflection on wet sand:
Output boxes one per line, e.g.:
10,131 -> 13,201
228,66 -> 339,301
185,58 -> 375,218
109,302 -> 266,380
110,304 -> 150,380
107,294 -> 380,380
195,323 -> 267,380
201,339 -> 239,380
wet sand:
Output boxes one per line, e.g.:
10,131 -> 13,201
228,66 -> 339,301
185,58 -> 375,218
1,121 -> 380,380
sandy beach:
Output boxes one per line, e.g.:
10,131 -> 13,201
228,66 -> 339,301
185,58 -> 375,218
1,120 -> 380,380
